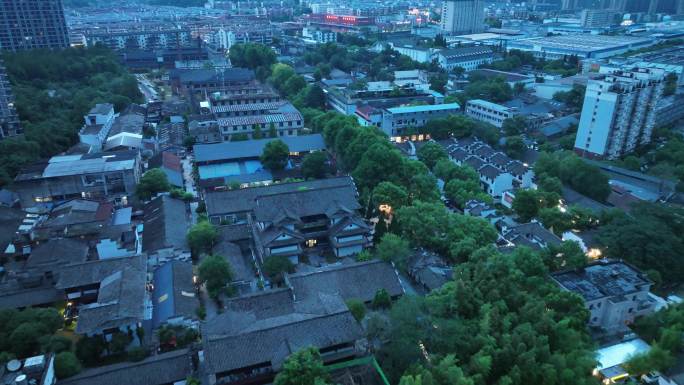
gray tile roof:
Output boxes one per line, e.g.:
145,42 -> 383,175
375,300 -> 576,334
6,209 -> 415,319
205,176 -> 356,217
254,189 -> 360,223
56,255 -> 143,289
75,255 -> 147,334
143,195 -> 190,253
286,260 -> 404,303
505,222 -> 562,250
203,298 -> 362,374
25,238 -> 89,273
57,348 -> 192,385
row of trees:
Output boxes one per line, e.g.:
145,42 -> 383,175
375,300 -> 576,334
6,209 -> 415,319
534,151 -> 611,202
0,46 -> 143,186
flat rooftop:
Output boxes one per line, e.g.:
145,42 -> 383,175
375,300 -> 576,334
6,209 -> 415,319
551,260 -> 651,301
386,102 -> 460,114
511,35 -> 653,53
15,151 -> 138,181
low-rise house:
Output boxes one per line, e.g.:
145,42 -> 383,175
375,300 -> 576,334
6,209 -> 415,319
551,260 -> 656,334
213,101 -> 304,141
194,134 -> 326,188
501,221 -> 562,250
151,261 -> 198,330
407,250 -> 452,292
205,177 -> 371,263
286,260 -> 404,304
57,348 -> 194,385
1,354 -> 56,385
465,99 -> 515,128
79,103 -> 116,150
56,255 -> 148,339
143,195 -> 191,266
467,68 -> 535,88
170,67 -> 256,97
202,288 -> 365,385
435,46 -> 494,71
380,103 -> 460,140
148,152 -> 184,188
463,199 -> 501,224
14,150 -> 142,209
442,138 -> 534,198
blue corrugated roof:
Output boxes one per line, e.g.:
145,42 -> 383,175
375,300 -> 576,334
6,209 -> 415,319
386,102 -> 460,114
194,134 -> 326,163
152,262 -> 175,329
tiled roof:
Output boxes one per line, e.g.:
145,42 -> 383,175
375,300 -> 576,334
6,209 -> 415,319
58,348 -> 192,385
286,260 -> 403,303
143,196 -> 190,253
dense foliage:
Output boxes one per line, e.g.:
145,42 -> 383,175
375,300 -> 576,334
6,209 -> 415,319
0,46 -> 142,186
274,347 -> 331,385
260,139 -> 290,171
0,308 -> 63,360
379,247 -> 596,385
198,254 -> 234,299
187,220 -> 218,255
534,151 -> 611,202
596,202 -> 684,285
136,169 -> 171,200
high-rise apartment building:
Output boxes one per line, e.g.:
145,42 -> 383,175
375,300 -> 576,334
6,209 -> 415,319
0,0 -> 69,52
0,60 -> 21,139
574,67 -> 665,160
580,9 -> 617,28
440,0 -> 484,35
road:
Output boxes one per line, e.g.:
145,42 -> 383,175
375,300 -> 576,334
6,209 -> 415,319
135,74 -> 159,103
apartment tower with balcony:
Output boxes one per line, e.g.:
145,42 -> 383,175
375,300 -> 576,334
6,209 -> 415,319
574,66 -> 665,160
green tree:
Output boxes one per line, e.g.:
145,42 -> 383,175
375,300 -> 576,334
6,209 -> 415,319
596,202 -> 684,284
75,336 -> 105,367
269,122 -> 277,138
502,115 -> 528,136
187,220 -> 218,255
260,139 -> 290,171
302,84 -> 327,109
252,124 -> 263,139
346,299 -> 366,321
503,135 -> 526,159
136,168 -> 170,200
199,255 -> 234,299
263,256 -> 295,285
373,182 -> 409,211
375,233 -> 411,270
372,288 -> 392,309
444,179 -> 492,208
55,352 -> 81,379
512,189 -> 541,222
301,151 -> 327,179
417,142 -> 448,170
274,347 -> 331,385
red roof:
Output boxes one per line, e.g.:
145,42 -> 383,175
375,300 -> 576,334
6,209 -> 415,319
162,152 -> 182,173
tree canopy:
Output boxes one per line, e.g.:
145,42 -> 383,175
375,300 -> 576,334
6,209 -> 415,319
301,151 -> 328,179
198,255 -> 234,299
261,140 -> 290,171
274,347 -> 331,385
596,202 -> 684,285
136,168 -> 171,200
379,247 -> 596,385
187,220 -> 218,255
